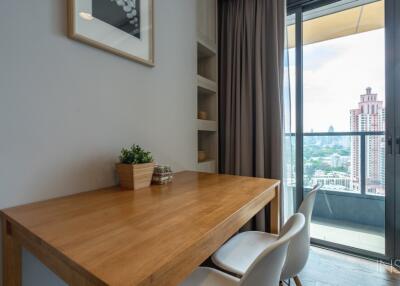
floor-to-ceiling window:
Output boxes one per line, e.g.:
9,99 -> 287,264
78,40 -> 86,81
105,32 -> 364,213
286,0 -> 398,260
303,0 -> 386,255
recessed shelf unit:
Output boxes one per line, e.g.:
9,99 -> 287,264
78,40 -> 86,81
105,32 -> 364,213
198,120 -> 217,132
197,159 -> 216,173
198,39 -> 216,58
197,0 -> 218,173
197,75 -> 217,94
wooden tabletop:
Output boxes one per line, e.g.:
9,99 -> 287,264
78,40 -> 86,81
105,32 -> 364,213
1,171 -> 280,286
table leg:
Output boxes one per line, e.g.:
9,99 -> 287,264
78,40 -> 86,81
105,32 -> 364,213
2,219 -> 22,286
270,184 -> 281,234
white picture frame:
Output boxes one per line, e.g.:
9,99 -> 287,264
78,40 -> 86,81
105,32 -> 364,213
68,0 -> 154,66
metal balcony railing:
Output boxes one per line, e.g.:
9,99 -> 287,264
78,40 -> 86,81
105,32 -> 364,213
286,131 -> 385,197
285,131 -> 386,227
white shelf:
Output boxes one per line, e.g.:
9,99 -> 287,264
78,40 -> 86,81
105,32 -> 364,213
197,160 -> 216,173
197,75 -> 217,94
197,39 -> 216,58
198,120 -> 217,132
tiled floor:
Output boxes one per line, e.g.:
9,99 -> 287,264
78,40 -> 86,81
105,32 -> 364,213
311,217 -> 385,254
298,247 -> 400,286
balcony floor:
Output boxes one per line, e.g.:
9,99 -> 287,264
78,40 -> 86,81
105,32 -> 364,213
311,217 -> 385,254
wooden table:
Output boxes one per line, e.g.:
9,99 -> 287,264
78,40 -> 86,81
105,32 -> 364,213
1,171 -> 280,286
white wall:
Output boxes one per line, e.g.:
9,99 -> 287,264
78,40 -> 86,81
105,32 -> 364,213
0,0 -> 197,285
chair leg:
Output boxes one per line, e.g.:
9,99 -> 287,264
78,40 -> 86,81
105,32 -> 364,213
293,276 -> 303,286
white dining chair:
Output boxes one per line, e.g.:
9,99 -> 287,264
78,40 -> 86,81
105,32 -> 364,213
212,185 -> 320,286
280,186 -> 320,285
179,213 -> 305,286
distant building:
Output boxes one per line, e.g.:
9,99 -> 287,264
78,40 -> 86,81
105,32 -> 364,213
330,153 -> 343,168
350,87 -> 385,194
312,171 -> 351,190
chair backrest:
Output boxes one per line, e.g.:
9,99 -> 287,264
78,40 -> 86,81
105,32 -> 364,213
280,185 -> 320,280
239,213 -> 305,286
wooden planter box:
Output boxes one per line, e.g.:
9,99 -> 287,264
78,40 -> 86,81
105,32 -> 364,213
116,162 -> 155,190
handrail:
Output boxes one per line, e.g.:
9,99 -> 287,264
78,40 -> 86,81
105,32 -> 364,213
285,131 -> 386,196
285,131 -> 385,136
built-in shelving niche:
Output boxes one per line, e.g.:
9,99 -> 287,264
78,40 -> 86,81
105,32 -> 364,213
198,131 -> 217,173
197,45 -> 217,83
197,0 -> 218,174
198,89 -> 217,121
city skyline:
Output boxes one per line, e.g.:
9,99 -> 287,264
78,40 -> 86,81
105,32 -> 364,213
302,87 -> 385,195
285,26 -> 386,195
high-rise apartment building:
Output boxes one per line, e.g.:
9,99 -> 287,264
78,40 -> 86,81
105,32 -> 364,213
350,87 -> 385,194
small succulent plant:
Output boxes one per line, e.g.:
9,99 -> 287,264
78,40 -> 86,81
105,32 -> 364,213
119,144 -> 153,164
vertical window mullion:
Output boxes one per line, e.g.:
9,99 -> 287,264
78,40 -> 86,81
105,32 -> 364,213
295,8 -> 304,209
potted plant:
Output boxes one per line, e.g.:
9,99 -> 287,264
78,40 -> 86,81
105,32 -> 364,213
116,144 -> 155,190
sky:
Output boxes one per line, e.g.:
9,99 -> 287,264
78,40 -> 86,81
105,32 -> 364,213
286,28 -> 385,132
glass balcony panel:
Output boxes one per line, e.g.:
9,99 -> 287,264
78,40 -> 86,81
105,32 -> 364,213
303,132 -> 385,254
303,134 -> 360,193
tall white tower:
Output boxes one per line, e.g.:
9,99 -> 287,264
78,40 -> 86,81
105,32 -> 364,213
350,87 -> 385,194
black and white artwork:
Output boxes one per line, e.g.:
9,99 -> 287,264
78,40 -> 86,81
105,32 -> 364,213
69,0 -> 153,65
92,0 -> 141,39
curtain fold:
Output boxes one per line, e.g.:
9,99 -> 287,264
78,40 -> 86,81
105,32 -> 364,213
219,0 -> 286,231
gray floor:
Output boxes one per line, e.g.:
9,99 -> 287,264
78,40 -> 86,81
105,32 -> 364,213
298,247 -> 400,286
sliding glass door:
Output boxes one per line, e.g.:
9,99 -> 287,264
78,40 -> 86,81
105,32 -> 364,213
303,0 -> 386,255
287,0 -> 398,260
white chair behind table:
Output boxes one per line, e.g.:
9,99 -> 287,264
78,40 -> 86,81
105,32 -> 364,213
280,185 -> 320,285
179,213 -> 305,286
210,185 -> 320,286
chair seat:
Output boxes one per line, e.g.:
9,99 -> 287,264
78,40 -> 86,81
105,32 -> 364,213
179,267 -> 240,286
212,231 -> 278,276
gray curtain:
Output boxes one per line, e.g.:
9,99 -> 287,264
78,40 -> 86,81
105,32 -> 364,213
219,0 -> 285,231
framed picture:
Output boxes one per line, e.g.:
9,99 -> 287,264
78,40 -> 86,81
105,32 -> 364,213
68,0 -> 154,66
